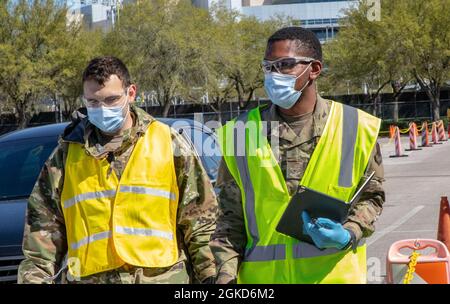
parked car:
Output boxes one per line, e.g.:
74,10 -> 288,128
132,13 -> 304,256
0,118 -> 221,283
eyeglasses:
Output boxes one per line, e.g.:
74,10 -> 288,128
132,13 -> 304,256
82,90 -> 128,108
262,56 -> 316,74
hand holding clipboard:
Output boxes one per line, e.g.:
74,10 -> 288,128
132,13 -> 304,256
276,171 -> 376,244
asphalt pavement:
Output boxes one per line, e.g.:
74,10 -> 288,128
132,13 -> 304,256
366,135 -> 450,283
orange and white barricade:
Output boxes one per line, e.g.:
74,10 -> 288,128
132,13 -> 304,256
405,122 -> 421,151
390,126 -> 408,158
438,120 -> 447,142
431,122 -> 442,145
387,239 -> 450,284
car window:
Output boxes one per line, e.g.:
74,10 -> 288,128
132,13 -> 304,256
171,121 -> 221,182
0,137 -> 58,199
179,126 -> 221,183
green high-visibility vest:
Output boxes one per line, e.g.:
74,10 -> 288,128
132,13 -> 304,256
217,101 -> 381,284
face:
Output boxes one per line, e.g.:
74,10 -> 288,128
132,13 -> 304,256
265,40 -> 322,91
83,74 -> 137,108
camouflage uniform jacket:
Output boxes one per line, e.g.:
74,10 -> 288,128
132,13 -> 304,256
210,95 -> 386,283
18,104 -> 218,284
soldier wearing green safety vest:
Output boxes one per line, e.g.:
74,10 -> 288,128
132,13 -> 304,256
210,27 -> 386,284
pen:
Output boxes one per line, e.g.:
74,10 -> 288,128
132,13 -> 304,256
312,218 -> 322,228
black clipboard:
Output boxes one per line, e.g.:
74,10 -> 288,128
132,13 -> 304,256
275,171 -> 376,243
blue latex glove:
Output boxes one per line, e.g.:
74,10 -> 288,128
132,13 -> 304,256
301,211 -> 351,250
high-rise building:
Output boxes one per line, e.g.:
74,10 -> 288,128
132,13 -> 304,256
79,4 -> 113,30
193,0 -> 358,42
67,0 -> 122,30
70,0 -> 356,39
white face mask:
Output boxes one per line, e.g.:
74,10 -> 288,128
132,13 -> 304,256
264,62 -> 312,109
87,90 -> 129,133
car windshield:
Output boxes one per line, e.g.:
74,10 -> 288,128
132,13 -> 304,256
0,136 -> 58,200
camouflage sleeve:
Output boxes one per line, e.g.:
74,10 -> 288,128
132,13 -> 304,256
344,141 -> 386,242
209,159 -> 247,284
171,129 -> 218,283
18,142 -> 68,284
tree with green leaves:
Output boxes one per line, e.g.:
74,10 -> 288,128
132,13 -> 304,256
324,0 -> 449,121
102,1 -> 287,117
200,5 -> 238,121
0,0 -> 76,128
323,1 -> 411,119
407,0 -> 450,121
189,4 -> 286,118
54,28 -> 103,120
219,12 -> 286,109
103,0 -> 211,117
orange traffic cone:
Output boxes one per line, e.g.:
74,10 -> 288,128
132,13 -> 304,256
437,196 -> 450,252
390,126 -> 408,158
389,125 -> 396,140
406,122 -> 422,151
421,121 -> 432,148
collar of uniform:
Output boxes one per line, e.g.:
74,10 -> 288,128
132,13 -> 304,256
311,94 -> 332,139
265,103 -> 297,143
264,94 -> 331,146
128,103 -> 155,136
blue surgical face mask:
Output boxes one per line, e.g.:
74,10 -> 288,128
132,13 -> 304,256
87,93 -> 129,133
264,63 -> 312,109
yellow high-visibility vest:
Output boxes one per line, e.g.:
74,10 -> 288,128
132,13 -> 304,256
61,121 -> 179,277
217,101 -> 381,283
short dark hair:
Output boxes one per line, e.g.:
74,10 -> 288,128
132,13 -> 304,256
267,27 -> 323,62
82,56 -> 131,88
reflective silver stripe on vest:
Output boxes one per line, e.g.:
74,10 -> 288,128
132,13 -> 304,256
119,185 -> 176,201
292,239 -> 366,259
115,226 -> 174,240
64,190 -> 117,209
245,244 -> 286,262
70,231 -> 111,250
338,105 -> 359,187
234,113 -> 258,244
234,112 -> 286,262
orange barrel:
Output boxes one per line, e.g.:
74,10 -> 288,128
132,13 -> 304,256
386,239 -> 450,284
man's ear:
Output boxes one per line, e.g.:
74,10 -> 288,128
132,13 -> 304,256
127,84 -> 137,103
309,61 -> 323,81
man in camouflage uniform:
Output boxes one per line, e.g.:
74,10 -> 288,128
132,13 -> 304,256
210,27 -> 385,283
18,56 -> 218,284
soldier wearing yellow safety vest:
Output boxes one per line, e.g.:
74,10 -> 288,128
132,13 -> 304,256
211,27 -> 386,284
18,57 -> 218,284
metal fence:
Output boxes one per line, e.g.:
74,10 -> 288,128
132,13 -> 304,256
350,99 -> 450,122
1,97 -> 450,136
165,99 -> 450,124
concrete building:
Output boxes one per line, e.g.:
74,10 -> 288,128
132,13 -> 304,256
66,8 -> 84,27
193,0 -> 358,42
80,4 -> 113,30
68,0 -> 122,31
70,0 -> 357,39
